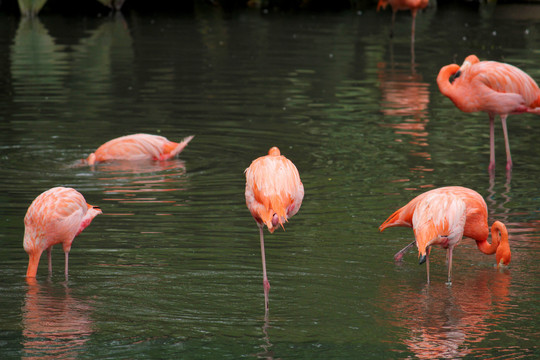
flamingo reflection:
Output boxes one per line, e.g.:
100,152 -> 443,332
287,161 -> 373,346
95,159 -> 190,211
254,313 -> 276,360
383,270 -> 511,359
22,278 -> 94,359
378,61 -> 432,187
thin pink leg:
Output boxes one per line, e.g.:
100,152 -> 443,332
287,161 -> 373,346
446,247 -> 453,285
411,11 -> 417,51
390,10 -> 396,38
500,115 -> 513,171
426,253 -> 430,284
65,252 -> 69,278
47,247 -> 52,274
394,240 -> 415,262
489,114 -> 496,172
259,225 -> 270,312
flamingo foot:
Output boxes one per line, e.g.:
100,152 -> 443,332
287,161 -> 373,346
506,160 -> 513,171
488,161 -> 496,172
394,240 -> 415,262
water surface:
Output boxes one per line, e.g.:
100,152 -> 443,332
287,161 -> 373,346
0,4 -> 539,359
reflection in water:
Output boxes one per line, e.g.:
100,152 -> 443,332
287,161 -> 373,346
22,278 -> 94,359
93,159 -> 189,211
254,313 -> 275,360
386,270 -> 511,359
11,14 -> 133,123
11,17 -> 68,103
378,61 -> 432,185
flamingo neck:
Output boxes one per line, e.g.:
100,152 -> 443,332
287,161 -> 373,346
436,64 -> 460,99
475,221 -> 511,266
26,250 -> 42,278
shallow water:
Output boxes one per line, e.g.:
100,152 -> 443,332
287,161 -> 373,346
0,3 -> 539,359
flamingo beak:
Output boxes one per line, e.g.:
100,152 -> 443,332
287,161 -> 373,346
449,70 -> 461,84
418,254 -> 427,265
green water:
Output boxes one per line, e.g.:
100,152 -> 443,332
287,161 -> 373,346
0,4 -> 539,359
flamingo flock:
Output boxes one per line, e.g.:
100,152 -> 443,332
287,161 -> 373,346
21,5 -> 539,315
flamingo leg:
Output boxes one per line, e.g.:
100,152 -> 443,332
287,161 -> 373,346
426,252 -> 430,284
394,240 -> 416,261
390,10 -> 396,38
446,247 -> 453,285
65,251 -> 69,278
410,10 -> 417,52
259,224 -> 270,312
500,114 -> 513,171
47,247 -> 52,274
489,114 -> 496,172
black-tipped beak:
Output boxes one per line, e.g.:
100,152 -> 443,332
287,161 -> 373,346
449,70 -> 461,84
419,254 -> 427,265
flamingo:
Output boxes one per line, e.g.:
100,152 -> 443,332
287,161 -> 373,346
245,147 -> 304,311
84,133 -> 194,165
377,0 -> 429,45
437,55 -> 540,172
23,187 -> 102,278
379,186 -> 511,284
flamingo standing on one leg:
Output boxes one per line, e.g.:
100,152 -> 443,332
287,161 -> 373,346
379,186 -> 511,284
377,0 -> 429,46
84,134 -> 194,165
437,55 -> 540,172
24,187 -> 102,278
245,147 -> 304,312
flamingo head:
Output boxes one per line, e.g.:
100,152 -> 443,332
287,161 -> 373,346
496,246 -> 511,267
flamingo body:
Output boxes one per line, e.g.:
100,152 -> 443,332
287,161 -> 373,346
377,0 -> 428,13
245,147 -> 304,311
23,187 -> 102,278
437,55 -> 540,170
380,186 -> 511,283
86,134 -> 194,165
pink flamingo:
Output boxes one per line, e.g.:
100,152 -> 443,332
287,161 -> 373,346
85,134 -> 194,165
24,187 -> 102,278
437,55 -> 540,171
245,147 -> 304,311
380,186 -> 511,283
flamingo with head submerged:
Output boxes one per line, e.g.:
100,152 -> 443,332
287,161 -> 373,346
24,187 -> 101,278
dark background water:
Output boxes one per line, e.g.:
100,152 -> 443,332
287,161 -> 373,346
0,2 -> 539,359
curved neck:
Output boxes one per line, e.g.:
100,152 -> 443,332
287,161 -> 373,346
475,221 -> 509,257
436,64 -> 459,98
476,222 -> 501,255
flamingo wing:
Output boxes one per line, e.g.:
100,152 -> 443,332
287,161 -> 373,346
412,192 -> 466,257
245,149 -> 303,232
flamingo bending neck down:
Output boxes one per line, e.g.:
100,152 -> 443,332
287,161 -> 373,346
23,187 -> 101,278
437,55 -> 540,172
85,133 -> 194,165
379,186 -> 511,284
245,147 -> 304,312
